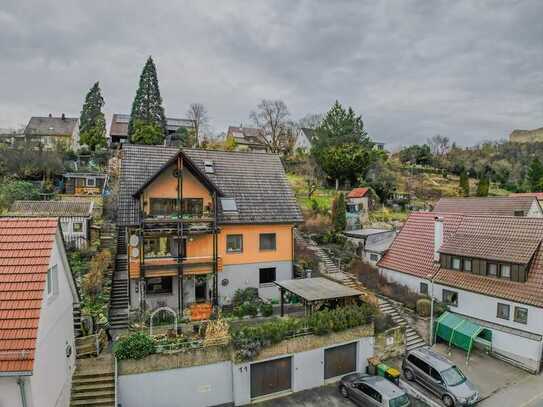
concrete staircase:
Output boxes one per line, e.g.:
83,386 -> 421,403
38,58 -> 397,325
109,228 -> 129,333
378,297 -> 426,351
71,356 -> 115,407
73,302 -> 82,337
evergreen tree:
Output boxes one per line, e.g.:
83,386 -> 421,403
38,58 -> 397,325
332,193 -> 346,232
459,170 -> 470,196
128,56 -> 167,144
131,120 -> 164,145
476,175 -> 490,197
312,101 -> 377,187
79,82 -> 106,151
528,158 -> 543,192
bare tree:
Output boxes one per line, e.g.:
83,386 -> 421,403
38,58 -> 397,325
298,113 -> 323,129
250,99 -> 294,154
187,103 -> 209,146
427,134 -> 450,156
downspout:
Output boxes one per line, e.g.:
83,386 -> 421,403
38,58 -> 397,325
177,157 -> 184,314
17,377 -> 28,407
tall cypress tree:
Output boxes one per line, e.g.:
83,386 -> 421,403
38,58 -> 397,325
459,170 -> 470,197
332,193 -> 347,232
476,175 -> 490,197
528,158 -> 543,192
79,82 -> 106,151
128,56 -> 167,144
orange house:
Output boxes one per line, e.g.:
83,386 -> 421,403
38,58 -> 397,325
117,145 -> 303,314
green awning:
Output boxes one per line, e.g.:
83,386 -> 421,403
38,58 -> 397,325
434,312 -> 492,359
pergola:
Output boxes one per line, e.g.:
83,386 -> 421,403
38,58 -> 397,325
275,277 -> 362,316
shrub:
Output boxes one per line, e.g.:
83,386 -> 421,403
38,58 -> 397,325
416,298 -> 431,317
114,332 -> 157,360
232,287 -> 259,308
374,313 -> 395,334
259,302 -> 273,317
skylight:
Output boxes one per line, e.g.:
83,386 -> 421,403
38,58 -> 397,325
221,198 -> 237,212
204,160 -> 214,174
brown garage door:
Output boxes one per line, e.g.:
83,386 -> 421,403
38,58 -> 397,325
324,342 -> 357,379
250,357 -> 292,398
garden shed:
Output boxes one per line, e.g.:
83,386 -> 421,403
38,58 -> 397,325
275,277 -> 362,316
434,311 -> 492,360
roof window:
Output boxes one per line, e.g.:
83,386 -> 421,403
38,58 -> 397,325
221,198 -> 237,212
204,160 -> 214,174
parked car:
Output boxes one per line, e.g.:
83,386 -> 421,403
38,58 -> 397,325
338,373 -> 410,407
402,347 -> 479,407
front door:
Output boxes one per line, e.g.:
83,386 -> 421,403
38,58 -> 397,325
195,279 -> 207,302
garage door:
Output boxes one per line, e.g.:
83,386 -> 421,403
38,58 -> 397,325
324,342 -> 357,379
250,357 -> 292,398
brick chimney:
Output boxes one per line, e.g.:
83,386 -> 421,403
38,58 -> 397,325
434,216 -> 444,263
61,113 -> 65,120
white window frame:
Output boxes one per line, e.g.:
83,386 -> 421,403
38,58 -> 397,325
86,177 -> 96,187
451,257 -> 461,270
46,265 -> 59,299
500,264 -> 511,279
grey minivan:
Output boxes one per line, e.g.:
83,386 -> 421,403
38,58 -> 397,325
402,347 -> 478,407
338,373 -> 410,407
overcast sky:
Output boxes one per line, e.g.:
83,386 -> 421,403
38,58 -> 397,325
1,0 -> 542,148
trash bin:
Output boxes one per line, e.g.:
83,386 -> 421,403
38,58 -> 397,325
384,367 -> 401,385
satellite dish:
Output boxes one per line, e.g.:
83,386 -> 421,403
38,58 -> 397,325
129,235 -> 139,247
131,247 -> 140,258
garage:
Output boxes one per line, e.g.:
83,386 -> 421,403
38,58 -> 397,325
324,342 -> 357,379
250,357 -> 292,398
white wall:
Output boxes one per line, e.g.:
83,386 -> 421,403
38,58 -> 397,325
0,377 -> 24,407
379,267 -> 427,294
28,233 -> 76,407
528,200 -> 543,217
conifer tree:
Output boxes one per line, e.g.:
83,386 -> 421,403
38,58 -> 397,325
528,158 -> 543,192
128,56 -> 167,144
332,193 -> 347,232
476,175 -> 490,197
79,82 -> 106,151
459,170 -> 470,197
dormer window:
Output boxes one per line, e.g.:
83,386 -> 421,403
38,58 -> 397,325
487,263 -> 498,277
451,257 -> 461,270
204,160 -> 214,174
500,264 -> 511,279
463,259 -> 472,272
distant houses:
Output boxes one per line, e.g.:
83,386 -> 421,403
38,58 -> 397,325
295,128 -> 315,152
433,196 -> 543,217
226,126 -> 268,152
24,113 -> 80,150
510,127 -> 543,143
0,218 -> 79,407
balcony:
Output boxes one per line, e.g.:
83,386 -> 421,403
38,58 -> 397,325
142,213 -> 216,234
129,255 -> 223,279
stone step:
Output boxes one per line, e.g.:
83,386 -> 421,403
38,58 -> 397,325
72,382 -> 115,393
72,389 -> 115,400
70,396 -> 115,406
73,374 -> 114,384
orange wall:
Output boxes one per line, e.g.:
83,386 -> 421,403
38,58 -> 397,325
142,165 -> 212,215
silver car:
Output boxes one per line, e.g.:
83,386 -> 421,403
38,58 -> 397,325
402,347 -> 479,406
338,373 -> 411,407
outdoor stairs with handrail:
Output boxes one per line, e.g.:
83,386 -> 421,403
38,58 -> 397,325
109,228 -> 129,333
70,355 -> 115,407
378,297 -> 427,351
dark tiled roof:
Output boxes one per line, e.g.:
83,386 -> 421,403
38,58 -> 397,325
111,114 -> 194,137
511,192 -> 543,200
433,196 -> 540,216
0,218 -> 58,373
117,144 -> 303,226
378,211 -> 543,307
378,212 -> 463,279
24,116 -> 78,136
9,200 -> 93,218
227,126 -> 267,146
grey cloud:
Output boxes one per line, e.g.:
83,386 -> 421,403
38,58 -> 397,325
0,0 -> 542,146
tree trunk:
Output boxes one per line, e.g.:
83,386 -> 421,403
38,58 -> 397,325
335,178 -> 339,190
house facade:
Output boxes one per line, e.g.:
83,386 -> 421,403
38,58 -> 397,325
24,114 -> 80,151
295,128 -> 315,152
63,172 -> 107,196
226,126 -> 267,152
378,212 -> 543,373
0,218 -> 79,407
9,200 -> 94,249
344,228 -> 396,265
346,187 -> 370,228
118,145 -> 303,313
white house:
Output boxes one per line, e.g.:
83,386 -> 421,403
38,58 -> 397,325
24,114 -> 80,151
346,187 -> 371,228
9,200 -> 94,249
295,128 -> 315,152
0,218 -> 79,407
378,211 -> 543,373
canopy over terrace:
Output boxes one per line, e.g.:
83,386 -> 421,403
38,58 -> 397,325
275,277 -> 362,316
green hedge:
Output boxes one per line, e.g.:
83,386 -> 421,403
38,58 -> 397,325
114,332 -> 157,360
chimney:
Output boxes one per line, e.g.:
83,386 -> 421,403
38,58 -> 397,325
48,113 -> 52,118
61,113 -> 65,120
434,216 -> 444,262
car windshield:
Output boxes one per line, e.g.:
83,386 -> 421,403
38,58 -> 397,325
441,366 -> 466,386
389,394 -> 410,407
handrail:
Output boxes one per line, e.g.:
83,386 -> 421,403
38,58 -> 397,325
114,355 -> 118,407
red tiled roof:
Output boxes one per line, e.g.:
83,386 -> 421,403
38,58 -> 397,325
511,192 -> 543,200
378,211 -> 543,307
377,212 -> 463,279
0,218 -> 58,373
347,188 -> 369,198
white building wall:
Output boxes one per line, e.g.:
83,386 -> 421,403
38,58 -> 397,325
0,377 -> 24,407
379,267 -> 428,294
528,200 -> 543,217
28,233 -> 76,407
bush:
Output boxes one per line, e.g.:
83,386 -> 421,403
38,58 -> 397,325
416,298 -> 431,317
232,287 -> 259,308
259,302 -> 273,317
114,332 -> 157,360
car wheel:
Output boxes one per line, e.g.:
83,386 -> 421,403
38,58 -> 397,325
442,394 -> 455,407
404,369 -> 414,381
339,385 -> 349,398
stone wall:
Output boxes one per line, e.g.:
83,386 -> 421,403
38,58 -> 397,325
374,325 -> 405,360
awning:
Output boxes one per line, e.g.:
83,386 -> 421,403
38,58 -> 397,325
434,311 -> 492,359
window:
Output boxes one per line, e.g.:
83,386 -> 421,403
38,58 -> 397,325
183,198 -> 203,217
407,354 -> 430,374
359,383 -> 382,403
226,234 -> 243,253
497,303 -> 510,320
150,198 -> 176,217
514,210 -> 525,217
259,267 -> 276,285
73,222 -> 83,233
369,253 -> 379,262
86,177 -> 96,187
442,289 -> 458,306
146,277 -> 173,295
430,367 -> 442,382
259,233 -> 276,251
420,282 -> 429,295
144,237 -> 172,257
463,258 -> 472,272
452,257 -> 461,270
220,198 -> 237,212
514,307 -> 528,324
46,265 -> 58,298
500,264 -> 511,279
487,263 -> 498,277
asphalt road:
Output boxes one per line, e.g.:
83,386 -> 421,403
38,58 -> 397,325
253,383 -> 430,407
